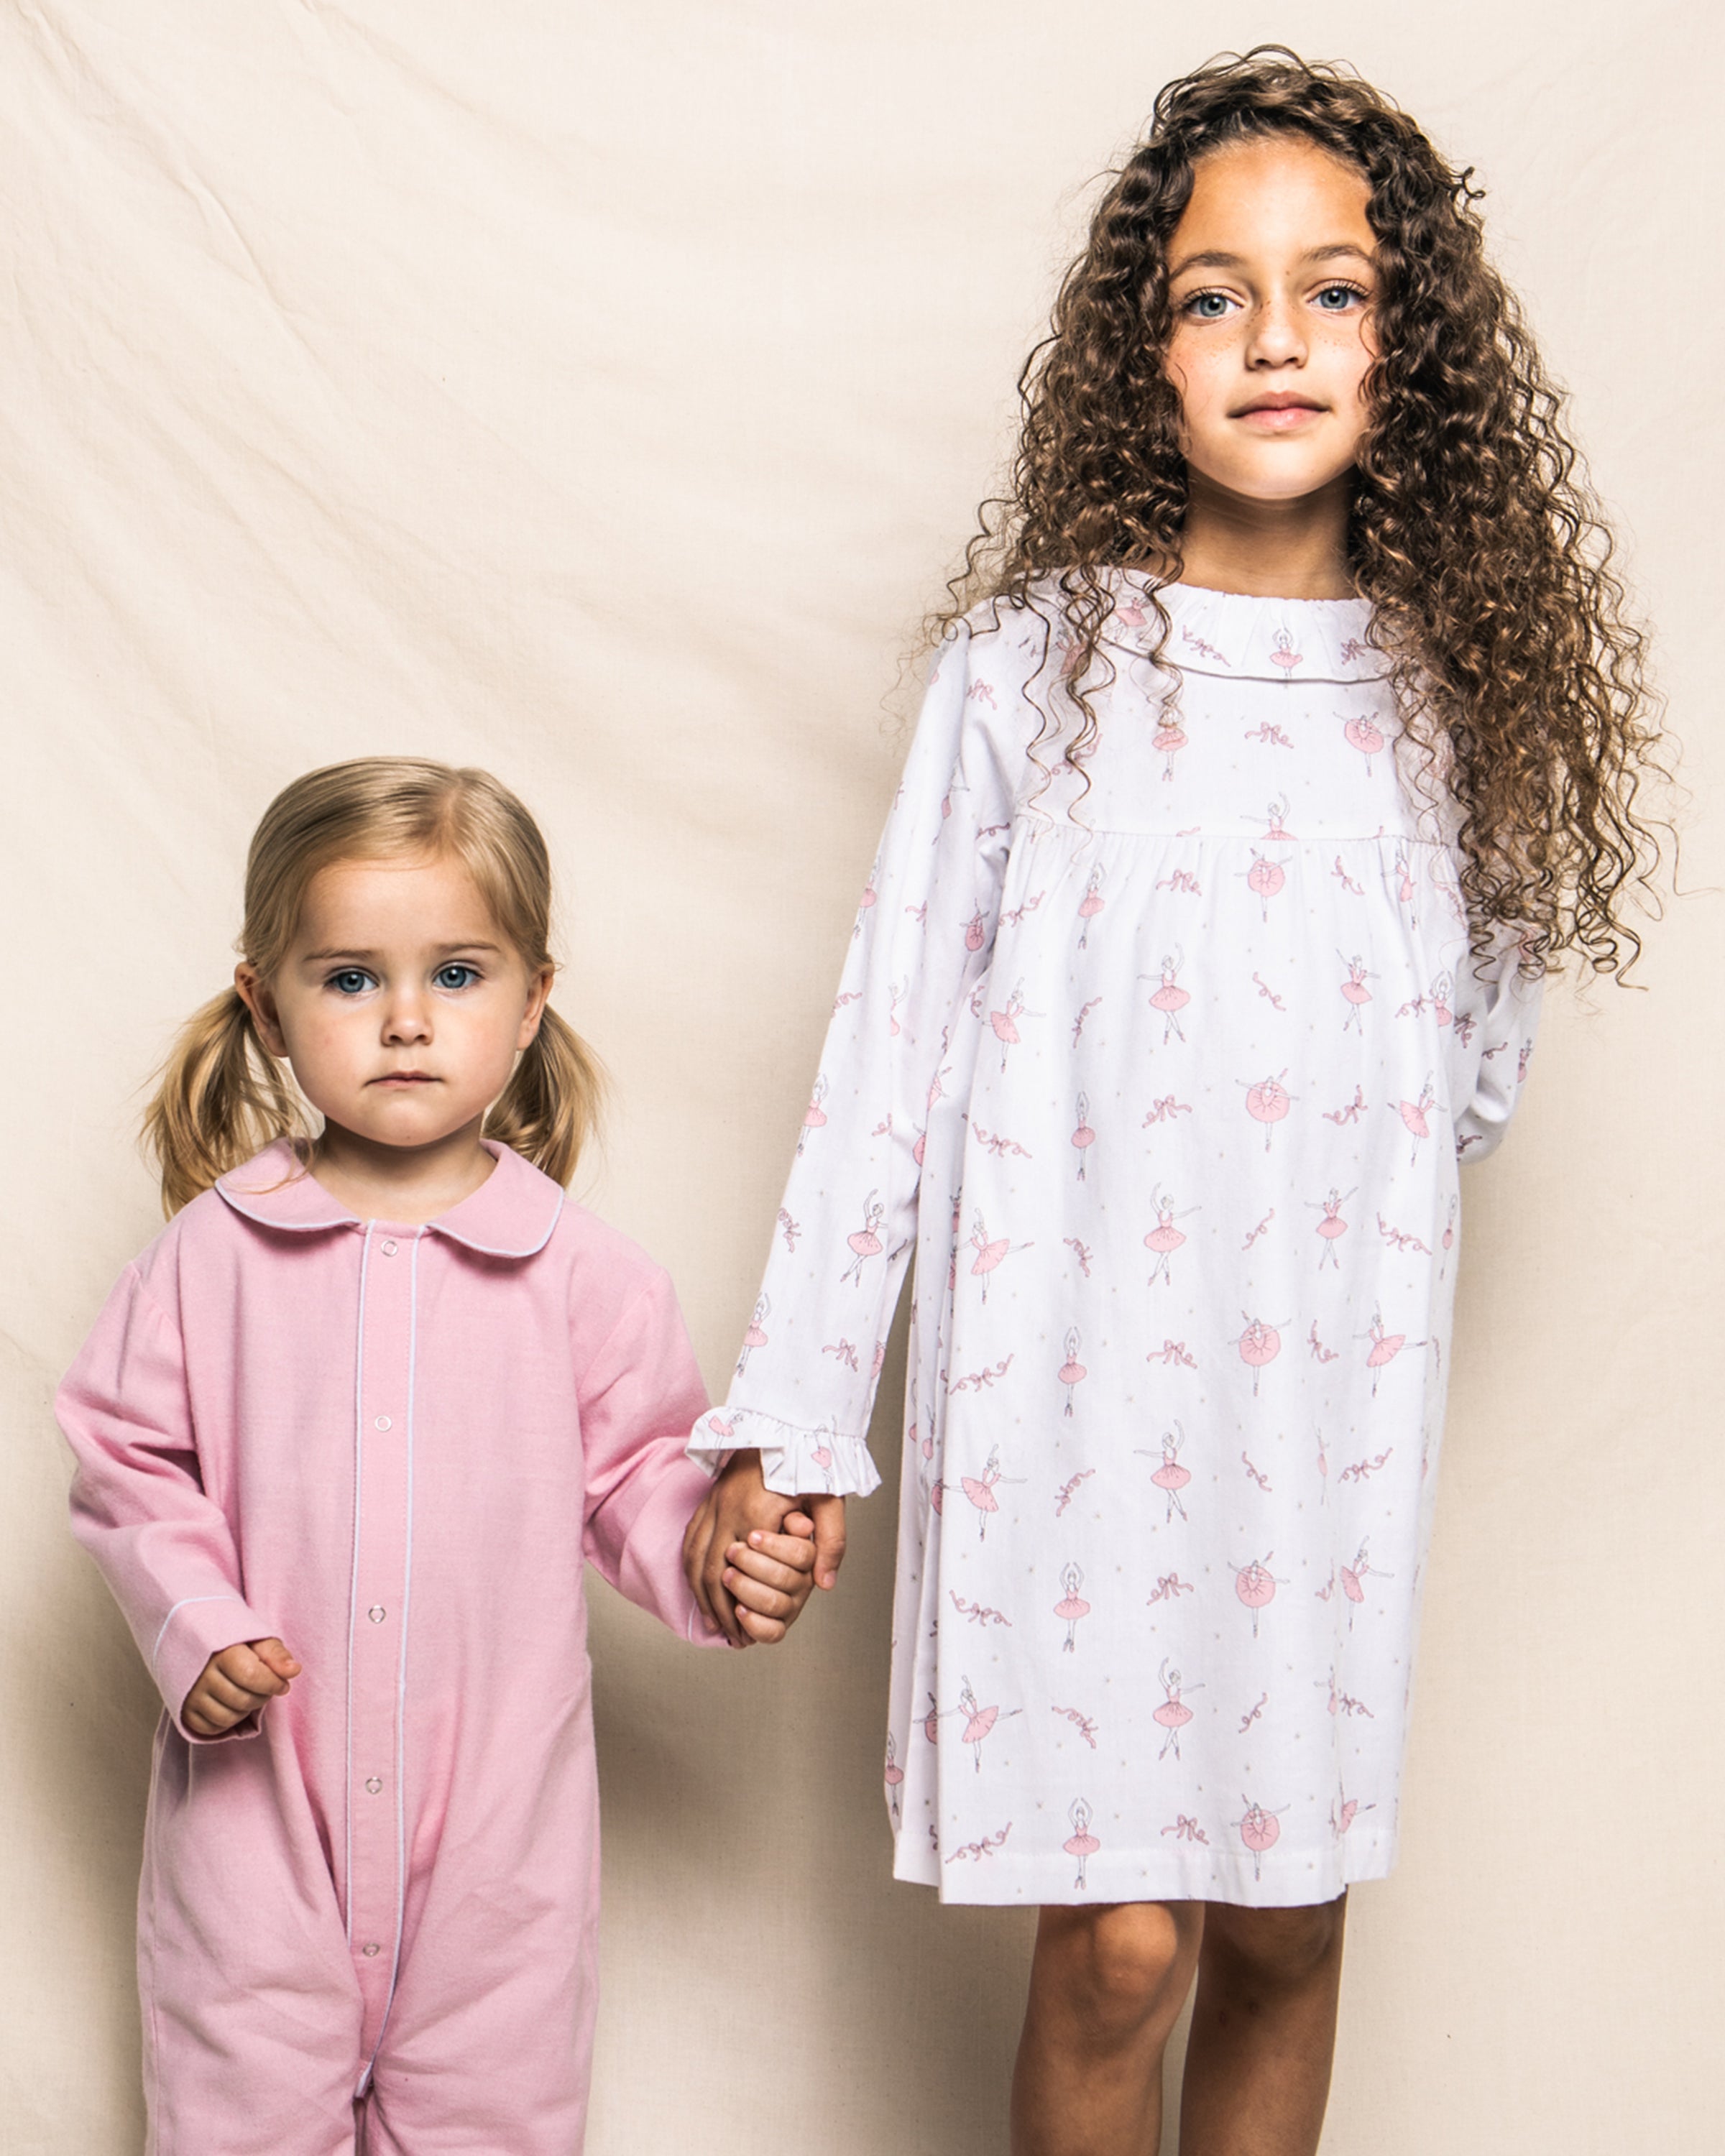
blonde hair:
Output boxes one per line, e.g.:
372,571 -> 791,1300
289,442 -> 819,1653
144,757 -> 603,1213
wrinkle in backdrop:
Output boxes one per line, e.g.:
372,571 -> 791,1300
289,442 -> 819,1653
0,5 -> 1718,2152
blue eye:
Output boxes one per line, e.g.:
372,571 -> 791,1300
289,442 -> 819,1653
433,963 -> 480,991
1315,282 -> 1366,311
1184,290 -> 1233,320
329,969 -> 374,995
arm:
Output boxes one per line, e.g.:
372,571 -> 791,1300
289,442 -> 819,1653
687,620 -> 1016,1500
58,1265 -> 280,1741
1454,942 -> 1545,1163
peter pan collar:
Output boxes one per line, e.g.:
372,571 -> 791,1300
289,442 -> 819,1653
1110,576 -> 1392,686
215,1138 -> 564,1258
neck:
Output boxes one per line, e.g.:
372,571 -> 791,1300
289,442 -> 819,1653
1176,467 -> 1356,599
310,1116 -> 497,1225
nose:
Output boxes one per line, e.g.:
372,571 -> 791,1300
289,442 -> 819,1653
1245,291 -> 1307,371
381,990 -> 432,1046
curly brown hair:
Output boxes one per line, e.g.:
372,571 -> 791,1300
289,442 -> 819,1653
940,45 -> 1663,974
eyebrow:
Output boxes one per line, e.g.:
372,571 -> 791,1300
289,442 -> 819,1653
1168,243 -> 1375,278
299,941 -> 505,963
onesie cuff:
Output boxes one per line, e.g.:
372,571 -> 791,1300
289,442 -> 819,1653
152,1592 -> 275,1745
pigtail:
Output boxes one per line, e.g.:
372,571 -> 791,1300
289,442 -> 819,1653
143,989 -> 306,1216
484,1004 -> 604,1189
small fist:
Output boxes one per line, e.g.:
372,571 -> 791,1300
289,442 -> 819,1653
183,1637 -> 301,1738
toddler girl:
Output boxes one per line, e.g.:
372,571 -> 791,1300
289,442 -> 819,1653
60,757 -> 814,2155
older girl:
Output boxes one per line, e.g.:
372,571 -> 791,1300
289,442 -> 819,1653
60,758 -> 814,2155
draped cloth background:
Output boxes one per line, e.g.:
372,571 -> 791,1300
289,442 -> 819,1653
0,4 -> 1716,2150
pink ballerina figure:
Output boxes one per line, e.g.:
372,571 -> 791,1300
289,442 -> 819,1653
1057,1328 -> 1087,1418
735,1294 -> 769,1376
1269,627 -> 1302,681
1153,1658 -> 1201,1761
960,1445 -> 1023,1541
1154,711 -> 1187,780
913,1053 -> 951,1169
1396,1075 -> 1438,1166
806,1425 -> 836,1490
1145,949 -> 1191,1044
957,1677 -> 1022,1772
1262,794 -> 1296,842
969,1212 -> 1032,1302
1245,848 -> 1287,922
922,1691 -> 945,1745
1137,1422 -> 1192,1523
1144,1189 -> 1196,1288
1072,1093 -> 1096,1181
1361,1307 -> 1428,1396
1427,971 -> 1454,1028
1315,1429 -> 1329,1500
989,982 -> 1029,1067
1332,1792 -> 1376,1838
1064,1797 -> 1101,1888
1308,1186 -> 1355,1271
1339,952 -> 1374,1033
1394,845 -> 1417,913
1343,709 -> 1386,774
884,1732 -> 904,1820
855,856 -> 880,936
1235,1796 -> 1288,1881
1232,1314 -> 1287,1396
1339,1542 -> 1393,1622
1440,1194 -> 1458,1274
1054,1564 -> 1091,1652
1077,866 -> 1106,947
1242,1072 -> 1294,1151
1232,1552 -> 1285,1637
965,908 -> 988,954
840,1191 -> 886,1284
796,1076 -> 828,1155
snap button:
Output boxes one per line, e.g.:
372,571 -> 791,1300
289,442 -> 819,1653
365,1776 -> 382,1795
381,1240 -> 398,1256
374,1415 -> 392,1431
362,1942 -> 382,1958
368,1606 -> 387,1623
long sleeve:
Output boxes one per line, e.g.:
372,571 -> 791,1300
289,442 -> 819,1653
580,1267 -> 725,1646
58,1264 -> 275,1741
689,622 -> 1017,1496
1454,940 -> 1545,1162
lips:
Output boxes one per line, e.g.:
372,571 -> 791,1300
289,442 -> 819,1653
1235,395 -> 1323,415
370,1072 -> 438,1085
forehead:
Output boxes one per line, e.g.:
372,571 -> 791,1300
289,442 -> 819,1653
1172,133 -> 1374,267
296,853 -> 502,941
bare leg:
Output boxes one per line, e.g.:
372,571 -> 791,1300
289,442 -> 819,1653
1178,1896 -> 1348,2156
1011,1900 -> 1204,2156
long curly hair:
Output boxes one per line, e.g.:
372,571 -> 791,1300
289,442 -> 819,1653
939,45 -> 1663,974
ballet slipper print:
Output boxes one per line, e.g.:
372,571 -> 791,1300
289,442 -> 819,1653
1153,1659 -> 1201,1761
1137,1423 -> 1192,1522
1396,1076 -> 1438,1166
840,1191 -> 886,1284
960,1445 -> 1023,1540
1071,1094 -> 1095,1180
1242,1072 -> 1294,1150
1231,1314 -> 1287,1396
1361,1307 -> 1429,1396
796,1076 -> 828,1155
1064,1798 -> 1101,1889
1339,953 -> 1374,1033
1245,849 -> 1288,922
735,1295 -> 769,1377
1054,1564 -> 1091,1652
1145,950 -> 1191,1044
1232,1552 -> 1286,1637
1077,866 -> 1106,947
1057,1329 -> 1087,1418
957,1677 -> 1023,1771
1269,627 -> 1302,681
1235,1797 -> 1287,1881
1154,713 -> 1187,780
1144,1189 -> 1195,1287
1343,709 -> 1386,774
968,1213 -> 1033,1302
1308,1186 -> 1355,1271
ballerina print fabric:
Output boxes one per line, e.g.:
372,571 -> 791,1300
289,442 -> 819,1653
689,578 -> 1541,1907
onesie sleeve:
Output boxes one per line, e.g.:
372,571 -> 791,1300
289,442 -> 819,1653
580,1266 -> 727,1646
688,620 -> 1016,1496
1453,937 -> 1545,1163
58,1265 -> 277,1742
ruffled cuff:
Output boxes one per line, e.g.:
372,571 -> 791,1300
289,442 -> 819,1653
686,1406 -> 881,1498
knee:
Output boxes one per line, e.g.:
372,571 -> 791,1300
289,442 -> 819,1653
1042,1902 -> 1196,2037
1202,1897 -> 1346,1996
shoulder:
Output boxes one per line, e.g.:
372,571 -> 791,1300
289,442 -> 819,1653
546,1201 -> 681,1343
125,1186 -> 243,1309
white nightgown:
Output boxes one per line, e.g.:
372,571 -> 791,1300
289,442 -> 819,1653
690,579 -> 1541,1907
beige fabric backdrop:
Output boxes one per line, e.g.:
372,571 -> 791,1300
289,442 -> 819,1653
1,4 -> 1716,2150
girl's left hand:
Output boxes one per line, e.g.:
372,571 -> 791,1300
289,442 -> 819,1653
720,1520 -> 818,1645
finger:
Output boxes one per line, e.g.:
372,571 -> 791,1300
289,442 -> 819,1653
685,1508 -> 723,1635
219,1646 -> 289,1697
781,1511 -> 816,1541
251,1637 -> 302,1680
183,1694 -> 232,1737
725,1547 -> 807,1597
738,1530 -> 818,1575
735,1604 -> 788,1645
806,1493 -> 848,1589
702,1529 -> 749,1649
722,1567 -> 796,1622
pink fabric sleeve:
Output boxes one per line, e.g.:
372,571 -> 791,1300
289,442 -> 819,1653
57,1264 -> 275,1741
579,1268 -> 727,1648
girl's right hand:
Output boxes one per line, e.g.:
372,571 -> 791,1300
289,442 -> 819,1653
182,1637 -> 301,1737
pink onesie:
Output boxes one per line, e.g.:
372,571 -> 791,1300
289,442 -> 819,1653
58,1139 -> 721,2156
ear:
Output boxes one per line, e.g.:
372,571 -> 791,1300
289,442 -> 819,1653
234,964 -> 289,1058
516,965 -> 555,1053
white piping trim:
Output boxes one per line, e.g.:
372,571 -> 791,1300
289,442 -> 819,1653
344,1224 -> 374,1948
150,1594 -> 241,1667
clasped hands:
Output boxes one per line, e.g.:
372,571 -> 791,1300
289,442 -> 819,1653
681,1447 -> 847,1648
